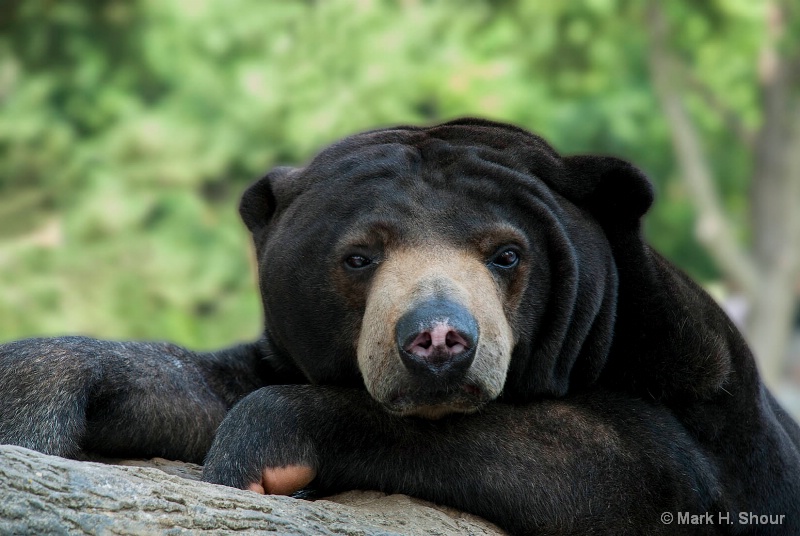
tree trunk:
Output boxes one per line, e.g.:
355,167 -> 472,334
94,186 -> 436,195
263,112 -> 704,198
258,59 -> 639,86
646,2 -> 800,389
0,445 -> 503,536
746,2 -> 800,387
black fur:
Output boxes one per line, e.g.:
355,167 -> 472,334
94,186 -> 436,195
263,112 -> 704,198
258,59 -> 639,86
1,118 -> 798,535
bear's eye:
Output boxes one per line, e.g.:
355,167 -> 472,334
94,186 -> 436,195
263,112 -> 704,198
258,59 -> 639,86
344,254 -> 373,270
490,248 -> 519,269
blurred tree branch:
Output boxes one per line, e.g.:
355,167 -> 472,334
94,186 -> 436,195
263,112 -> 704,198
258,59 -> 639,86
646,4 -> 759,295
646,1 -> 800,388
682,69 -> 756,149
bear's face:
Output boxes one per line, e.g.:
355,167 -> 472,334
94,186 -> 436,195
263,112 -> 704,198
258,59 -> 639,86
240,119 -> 654,417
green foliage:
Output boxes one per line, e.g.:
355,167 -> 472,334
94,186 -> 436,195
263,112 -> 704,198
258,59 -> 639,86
0,0 -> 769,348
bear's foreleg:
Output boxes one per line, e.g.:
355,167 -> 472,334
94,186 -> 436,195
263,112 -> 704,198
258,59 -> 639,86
202,385 -> 723,535
0,336 -> 275,462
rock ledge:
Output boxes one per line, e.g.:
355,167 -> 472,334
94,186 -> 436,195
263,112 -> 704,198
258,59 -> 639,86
0,445 -> 503,535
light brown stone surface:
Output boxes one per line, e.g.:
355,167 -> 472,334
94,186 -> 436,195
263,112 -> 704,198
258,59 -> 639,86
0,445 -> 504,535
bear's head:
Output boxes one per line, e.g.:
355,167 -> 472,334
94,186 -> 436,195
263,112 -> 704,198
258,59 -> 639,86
239,118 -> 656,418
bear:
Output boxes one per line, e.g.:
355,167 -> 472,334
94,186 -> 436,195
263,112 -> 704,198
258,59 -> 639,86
1,118 -> 798,535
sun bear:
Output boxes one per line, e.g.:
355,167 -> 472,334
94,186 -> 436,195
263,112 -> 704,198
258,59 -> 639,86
1,118 -> 798,535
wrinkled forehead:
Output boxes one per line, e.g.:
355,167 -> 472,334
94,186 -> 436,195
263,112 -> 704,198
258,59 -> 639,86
276,122 -> 568,250
304,122 -> 562,183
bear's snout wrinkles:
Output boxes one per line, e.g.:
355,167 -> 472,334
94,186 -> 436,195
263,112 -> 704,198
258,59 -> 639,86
396,298 -> 478,382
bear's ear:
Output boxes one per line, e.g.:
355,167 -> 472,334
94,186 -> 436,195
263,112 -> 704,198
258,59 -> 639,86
559,155 -> 655,227
239,166 -> 295,233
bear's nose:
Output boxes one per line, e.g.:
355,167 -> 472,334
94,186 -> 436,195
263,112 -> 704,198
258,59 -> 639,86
404,324 -> 471,358
396,299 -> 478,382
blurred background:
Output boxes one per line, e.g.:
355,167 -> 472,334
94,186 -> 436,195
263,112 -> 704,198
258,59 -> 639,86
1,0 -> 798,414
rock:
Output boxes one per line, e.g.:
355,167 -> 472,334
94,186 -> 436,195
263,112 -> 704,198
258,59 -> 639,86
0,445 -> 504,535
